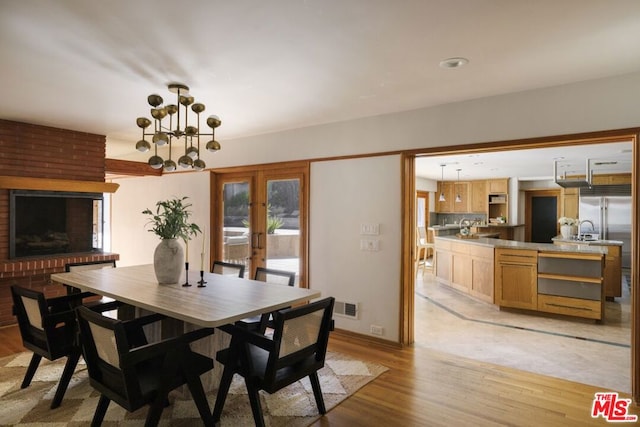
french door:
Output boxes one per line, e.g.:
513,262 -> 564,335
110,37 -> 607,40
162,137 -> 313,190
211,164 -> 308,285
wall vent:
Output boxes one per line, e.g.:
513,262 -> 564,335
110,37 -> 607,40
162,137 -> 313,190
334,301 -> 358,319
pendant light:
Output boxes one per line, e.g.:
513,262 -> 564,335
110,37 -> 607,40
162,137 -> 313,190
438,164 -> 446,202
455,169 -> 462,203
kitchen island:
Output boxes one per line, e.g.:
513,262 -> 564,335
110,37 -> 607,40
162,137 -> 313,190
552,236 -> 623,300
434,235 -> 607,321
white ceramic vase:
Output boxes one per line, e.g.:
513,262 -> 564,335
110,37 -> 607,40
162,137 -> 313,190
560,225 -> 572,239
153,238 -> 184,284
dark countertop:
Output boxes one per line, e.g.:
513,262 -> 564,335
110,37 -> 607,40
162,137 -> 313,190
435,235 -> 608,255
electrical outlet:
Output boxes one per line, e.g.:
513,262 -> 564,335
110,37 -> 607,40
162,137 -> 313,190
360,238 -> 380,251
370,325 -> 384,336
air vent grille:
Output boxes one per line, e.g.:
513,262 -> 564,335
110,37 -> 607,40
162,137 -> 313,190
334,301 -> 358,319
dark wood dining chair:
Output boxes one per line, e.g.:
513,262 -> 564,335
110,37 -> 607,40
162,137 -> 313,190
213,297 -> 335,427
10,285 -> 96,408
254,266 -> 296,286
75,305 -> 216,426
236,267 -> 297,331
211,260 -> 245,277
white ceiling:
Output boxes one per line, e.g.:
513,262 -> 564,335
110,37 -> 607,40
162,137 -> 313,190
415,140 -> 633,181
2,0 -> 640,171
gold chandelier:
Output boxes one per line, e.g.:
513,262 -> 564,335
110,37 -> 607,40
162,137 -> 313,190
135,83 -> 222,171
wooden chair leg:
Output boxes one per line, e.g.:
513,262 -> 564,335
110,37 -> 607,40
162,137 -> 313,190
91,395 -> 110,427
245,380 -> 266,427
185,369 -> 214,426
145,393 -> 167,427
212,366 -> 235,422
309,372 -> 326,414
21,353 -> 42,389
51,350 -> 81,408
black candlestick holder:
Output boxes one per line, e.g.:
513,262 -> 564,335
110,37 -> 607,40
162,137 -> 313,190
182,262 -> 192,287
197,270 -> 207,287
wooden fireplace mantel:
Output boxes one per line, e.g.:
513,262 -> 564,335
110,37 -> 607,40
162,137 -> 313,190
0,176 -> 119,193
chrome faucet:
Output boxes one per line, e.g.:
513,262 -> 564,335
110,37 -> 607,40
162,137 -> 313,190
460,217 -> 471,228
578,219 -> 594,237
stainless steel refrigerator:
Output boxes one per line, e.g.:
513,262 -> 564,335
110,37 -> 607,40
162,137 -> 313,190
579,184 -> 632,269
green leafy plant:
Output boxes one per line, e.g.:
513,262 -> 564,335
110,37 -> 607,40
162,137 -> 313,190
142,196 -> 201,241
241,204 -> 284,234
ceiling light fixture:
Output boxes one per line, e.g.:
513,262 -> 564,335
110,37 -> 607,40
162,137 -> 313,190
439,164 -> 446,202
455,168 -> 462,203
135,83 -> 222,172
439,57 -> 469,69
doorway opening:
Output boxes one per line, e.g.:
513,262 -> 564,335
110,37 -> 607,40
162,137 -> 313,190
409,132 -> 636,394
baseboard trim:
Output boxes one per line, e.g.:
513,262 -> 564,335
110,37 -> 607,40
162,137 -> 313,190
331,328 -> 403,350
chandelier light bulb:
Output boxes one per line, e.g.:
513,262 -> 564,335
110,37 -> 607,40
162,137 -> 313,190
136,140 -> 150,152
148,155 -> 163,169
153,132 -> 168,146
186,146 -> 199,158
193,159 -> 206,171
178,155 -> 193,168
206,139 -> 221,152
163,159 -> 177,172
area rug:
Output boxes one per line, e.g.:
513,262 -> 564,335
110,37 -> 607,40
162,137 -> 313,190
0,351 -> 387,426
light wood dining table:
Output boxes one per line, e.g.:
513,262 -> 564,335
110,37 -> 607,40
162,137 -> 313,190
51,264 -> 321,389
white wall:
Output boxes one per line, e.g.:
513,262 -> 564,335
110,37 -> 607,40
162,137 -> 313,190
110,71 -> 640,343
310,155 -> 401,340
110,172 -> 211,268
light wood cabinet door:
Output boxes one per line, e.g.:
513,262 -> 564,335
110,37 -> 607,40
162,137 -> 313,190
603,245 -> 622,299
562,187 -> 579,219
470,180 -> 487,213
591,173 -> 631,185
495,249 -> 538,310
436,181 -> 454,212
488,178 -> 509,194
453,182 -> 469,212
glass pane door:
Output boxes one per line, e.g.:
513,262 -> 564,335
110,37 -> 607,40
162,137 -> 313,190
220,179 -> 251,276
265,178 -> 301,285
213,164 -> 307,285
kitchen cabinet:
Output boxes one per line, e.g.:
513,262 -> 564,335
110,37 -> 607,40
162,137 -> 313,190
603,244 -> 622,299
453,182 -> 469,212
434,238 -> 494,303
561,187 -> 579,219
552,240 -> 621,300
470,180 -> 487,213
494,248 -> 537,310
537,251 -> 604,321
487,178 -> 509,222
471,225 -> 517,240
488,194 -> 508,222
435,238 -> 451,282
488,178 -> 509,194
436,181 -> 454,213
591,173 -> 631,185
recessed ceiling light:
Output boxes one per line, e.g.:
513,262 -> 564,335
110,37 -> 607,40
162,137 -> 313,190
439,57 -> 469,69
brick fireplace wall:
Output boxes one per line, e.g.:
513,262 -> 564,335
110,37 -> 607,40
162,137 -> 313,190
0,119 -> 119,326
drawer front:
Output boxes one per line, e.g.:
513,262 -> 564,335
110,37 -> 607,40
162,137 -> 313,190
537,294 -> 601,320
496,249 -> 537,265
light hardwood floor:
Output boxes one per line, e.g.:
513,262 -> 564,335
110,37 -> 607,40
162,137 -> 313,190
2,324 -> 637,426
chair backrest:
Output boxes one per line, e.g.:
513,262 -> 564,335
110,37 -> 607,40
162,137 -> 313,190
254,267 -> 296,286
211,261 -> 245,277
11,286 -> 47,336
265,297 -> 335,384
75,305 -> 140,404
417,226 -> 427,242
65,260 -> 116,272
11,285 -> 78,358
